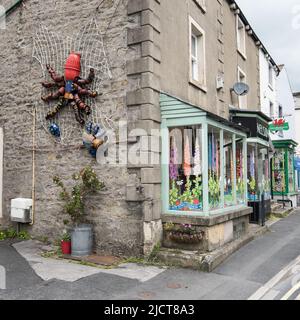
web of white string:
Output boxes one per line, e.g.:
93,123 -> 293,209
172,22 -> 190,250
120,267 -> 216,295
32,18 -> 115,145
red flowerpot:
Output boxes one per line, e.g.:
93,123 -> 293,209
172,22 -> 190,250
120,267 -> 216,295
61,240 -> 71,255
65,52 -> 81,81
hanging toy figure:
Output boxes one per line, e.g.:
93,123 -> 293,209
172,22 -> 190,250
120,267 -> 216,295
41,52 -> 98,125
82,122 -> 109,158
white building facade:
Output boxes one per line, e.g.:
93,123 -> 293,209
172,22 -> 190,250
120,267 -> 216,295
259,49 -> 278,119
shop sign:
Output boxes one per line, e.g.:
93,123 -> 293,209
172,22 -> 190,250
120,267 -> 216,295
269,119 -> 289,132
257,122 -> 269,140
231,116 -> 269,141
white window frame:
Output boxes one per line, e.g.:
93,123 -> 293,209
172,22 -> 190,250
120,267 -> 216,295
236,16 -> 246,59
237,67 -> 247,109
189,16 -> 207,92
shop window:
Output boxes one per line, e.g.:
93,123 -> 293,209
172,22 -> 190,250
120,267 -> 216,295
189,17 -> 206,90
237,16 -> 246,58
208,126 -> 221,210
162,93 -> 248,216
272,149 -> 286,194
223,132 -> 234,207
236,138 -> 245,204
169,126 -> 203,212
247,143 -> 257,201
288,152 -> 295,193
258,145 -> 271,200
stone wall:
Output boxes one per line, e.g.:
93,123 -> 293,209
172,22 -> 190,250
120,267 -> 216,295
126,0 -> 163,255
0,0 -> 149,256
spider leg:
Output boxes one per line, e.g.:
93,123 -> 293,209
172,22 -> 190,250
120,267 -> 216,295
74,94 -> 91,115
45,98 -> 66,120
75,68 -> 95,85
42,81 -> 64,89
71,101 -> 85,126
73,83 -> 97,98
46,64 -> 65,83
42,87 -> 65,102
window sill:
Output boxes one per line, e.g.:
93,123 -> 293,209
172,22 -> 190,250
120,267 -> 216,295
189,79 -> 207,93
162,205 -> 251,226
237,49 -> 247,61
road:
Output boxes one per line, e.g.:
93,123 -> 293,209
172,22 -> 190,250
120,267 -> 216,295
1,210 -> 300,300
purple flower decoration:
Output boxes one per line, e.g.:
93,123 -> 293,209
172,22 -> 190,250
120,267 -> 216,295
170,146 -> 178,181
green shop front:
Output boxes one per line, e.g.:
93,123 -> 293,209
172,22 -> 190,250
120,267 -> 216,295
230,110 -> 272,225
271,140 -> 298,207
160,93 -> 252,255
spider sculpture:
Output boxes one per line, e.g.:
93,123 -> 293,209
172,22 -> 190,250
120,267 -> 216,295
41,52 -> 98,125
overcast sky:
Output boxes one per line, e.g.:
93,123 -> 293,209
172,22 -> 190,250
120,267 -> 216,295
237,0 -> 300,92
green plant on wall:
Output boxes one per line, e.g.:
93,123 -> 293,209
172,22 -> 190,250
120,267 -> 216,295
53,166 -> 105,225
169,180 -> 180,206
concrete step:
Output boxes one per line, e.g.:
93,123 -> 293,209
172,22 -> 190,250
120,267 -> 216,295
271,203 -> 282,212
157,224 -> 268,272
272,207 -> 294,219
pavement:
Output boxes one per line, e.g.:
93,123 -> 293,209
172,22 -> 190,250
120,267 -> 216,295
1,209 -> 300,300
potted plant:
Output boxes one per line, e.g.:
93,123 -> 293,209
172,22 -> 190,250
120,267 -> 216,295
208,173 -> 220,209
61,232 -> 71,255
53,166 -> 104,257
164,223 -> 204,244
190,175 -> 202,210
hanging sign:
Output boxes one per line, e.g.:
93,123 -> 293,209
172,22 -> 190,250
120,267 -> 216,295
269,118 -> 289,132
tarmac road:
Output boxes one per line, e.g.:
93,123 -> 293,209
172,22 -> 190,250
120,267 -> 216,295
1,210 -> 300,300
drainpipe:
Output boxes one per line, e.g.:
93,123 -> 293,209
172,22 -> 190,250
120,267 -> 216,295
0,0 -> 24,19
30,106 -> 36,226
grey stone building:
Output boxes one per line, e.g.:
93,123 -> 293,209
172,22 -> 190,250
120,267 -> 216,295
0,0 -> 279,264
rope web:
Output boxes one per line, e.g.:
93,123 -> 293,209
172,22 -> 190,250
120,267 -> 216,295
32,19 -> 113,145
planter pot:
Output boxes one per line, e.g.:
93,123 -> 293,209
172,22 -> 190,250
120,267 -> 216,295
71,224 -> 93,257
61,240 -> 71,255
168,231 -> 204,244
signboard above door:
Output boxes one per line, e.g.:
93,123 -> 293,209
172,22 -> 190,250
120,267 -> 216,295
269,119 -> 289,132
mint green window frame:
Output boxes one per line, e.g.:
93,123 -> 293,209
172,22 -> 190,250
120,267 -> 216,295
161,117 -> 248,217
272,147 -> 296,196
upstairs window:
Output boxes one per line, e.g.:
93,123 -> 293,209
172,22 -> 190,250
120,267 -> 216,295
269,101 -> 274,118
193,0 -> 206,12
268,64 -> 274,88
237,16 -> 246,58
278,105 -> 283,118
189,17 -> 206,90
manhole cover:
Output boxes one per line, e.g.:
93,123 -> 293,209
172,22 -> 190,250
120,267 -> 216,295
167,283 -> 182,289
138,291 -> 156,299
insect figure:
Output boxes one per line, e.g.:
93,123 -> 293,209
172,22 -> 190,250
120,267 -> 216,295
41,52 -> 98,125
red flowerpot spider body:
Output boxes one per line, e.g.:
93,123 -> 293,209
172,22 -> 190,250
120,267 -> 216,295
41,52 -> 98,125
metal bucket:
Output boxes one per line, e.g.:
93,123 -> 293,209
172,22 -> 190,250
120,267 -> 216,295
71,224 -> 93,256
